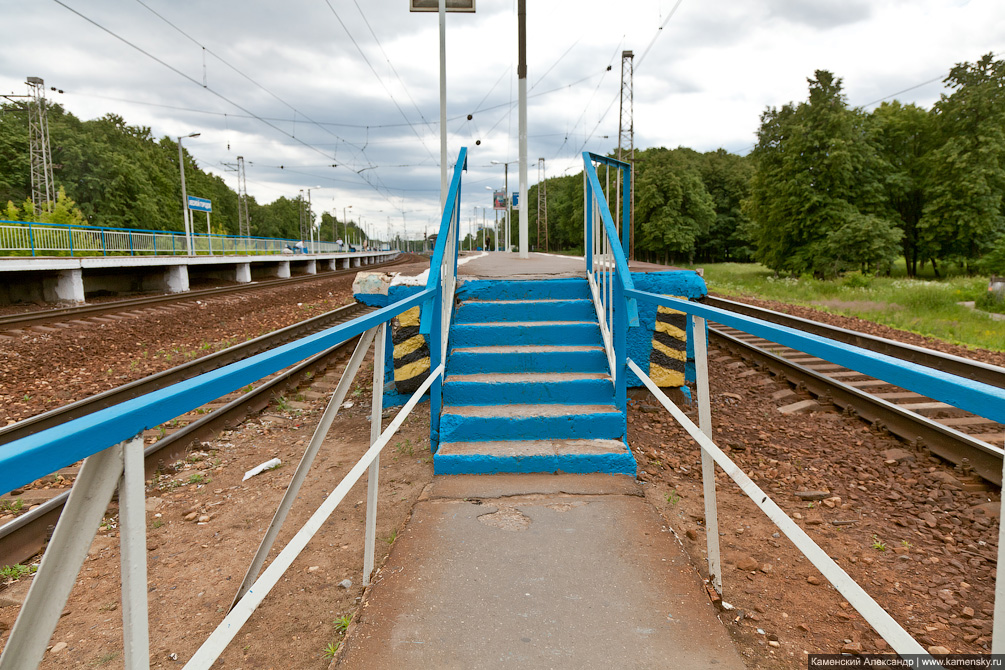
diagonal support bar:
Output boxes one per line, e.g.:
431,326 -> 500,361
231,330 -> 377,608
364,322 -> 386,586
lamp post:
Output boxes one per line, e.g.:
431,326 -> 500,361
491,160 -> 518,252
177,132 -> 201,254
306,186 -> 321,253
343,205 -> 352,250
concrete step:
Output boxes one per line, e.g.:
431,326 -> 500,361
434,438 -> 635,475
454,298 -> 597,324
447,344 -> 609,374
456,277 -> 590,302
443,372 -> 614,406
450,321 -> 601,348
439,403 -> 624,443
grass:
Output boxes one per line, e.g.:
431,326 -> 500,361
688,262 -> 1005,352
872,534 -> 887,552
665,489 -> 680,506
322,642 -> 341,659
334,614 -> 352,633
1,563 -> 38,581
0,498 -> 24,513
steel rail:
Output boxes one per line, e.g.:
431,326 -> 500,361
0,326 -> 364,568
709,325 -> 1004,485
0,302 -> 372,447
0,253 -> 406,330
705,295 -> 1005,389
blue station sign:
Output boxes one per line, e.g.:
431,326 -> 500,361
187,196 -> 212,212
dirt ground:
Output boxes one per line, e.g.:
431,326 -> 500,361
629,345 -> 1000,669
0,354 -> 435,669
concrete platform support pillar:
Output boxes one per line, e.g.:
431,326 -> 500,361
305,260 -> 317,275
164,266 -> 189,294
353,257 -> 361,268
319,259 -> 335,272
44,269 -> 85,303
277,261 -> 291,278
235,263 -> 251,283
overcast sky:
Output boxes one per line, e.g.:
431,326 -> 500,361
3,0 -> 1003,241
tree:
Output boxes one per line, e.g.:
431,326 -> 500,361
634,147 -> 715,264
871,101 -> 934,276
920,53 -> 1005,273
693,149 -> 754,262
746,70 -> 901,276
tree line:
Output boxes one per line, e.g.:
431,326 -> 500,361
526,53 -> 1005,277
0,104 -> 367,244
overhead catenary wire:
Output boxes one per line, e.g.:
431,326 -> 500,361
53,0 -> 405,213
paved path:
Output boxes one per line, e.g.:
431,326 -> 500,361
337,474 -> 746,669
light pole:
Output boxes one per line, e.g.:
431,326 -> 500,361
177,132 -> 200,254
343,205 -> 352,250
307,186 -> 321,252
491,160 -> 518,252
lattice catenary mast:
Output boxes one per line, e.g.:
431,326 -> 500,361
536,157 -> 548,253
617,51 -> 635,260
27,77 -> 55,217
235,157 -> 250,238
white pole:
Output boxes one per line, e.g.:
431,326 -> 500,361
438,0 -> 447,209
206,211 -> 211,255
178,138 -> 192,255
517,0 -> 529,259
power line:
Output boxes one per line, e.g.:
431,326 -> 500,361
323,0 -> 438,166
53,0 -> 405,212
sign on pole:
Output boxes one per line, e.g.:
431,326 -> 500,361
493,191 -> 507,210
409,0 -> 475,11
511,192 -> 519,208
187,196 -> 212,212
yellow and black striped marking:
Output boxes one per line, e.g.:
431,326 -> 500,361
392,306 -> 430,395
649,298 -> 687,388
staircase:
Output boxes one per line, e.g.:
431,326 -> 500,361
434,278 -> 636,476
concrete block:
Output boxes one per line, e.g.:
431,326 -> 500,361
235,263 -> 251,283
48,268 -> 84,303
165,265 -> 189,293
778,399 -> 818,414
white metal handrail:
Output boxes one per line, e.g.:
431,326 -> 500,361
627,313 -> 950,665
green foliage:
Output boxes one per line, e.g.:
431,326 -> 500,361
1,563 -> 37,581
920,54 -> 1005,271
747,70 -> 901,277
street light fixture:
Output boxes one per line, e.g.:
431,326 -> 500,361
177,132 -> 201,255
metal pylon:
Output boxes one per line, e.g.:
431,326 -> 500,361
617,51 -> 635,260
26,77 -> 55,218
236,157 -> 250,238
536,157 -> 548,253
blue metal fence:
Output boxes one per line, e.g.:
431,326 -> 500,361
0,220 -> 361,258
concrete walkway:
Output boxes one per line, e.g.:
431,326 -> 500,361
336,474 -> 745,669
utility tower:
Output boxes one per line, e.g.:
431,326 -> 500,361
298,190 -> 306,243
234,157 -> 250,238
222,156 -> 252,238
617,51 -> 635,260
26,77 -> 55,217
536,157 -> 548,252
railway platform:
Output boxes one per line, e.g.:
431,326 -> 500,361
0,250 -> 397,306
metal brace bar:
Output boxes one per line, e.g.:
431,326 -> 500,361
364,322 -> 386,586
0,439 -> 128,669
231,328 -> 378,607
119,435 -> 150,669
692,315 -> 721,594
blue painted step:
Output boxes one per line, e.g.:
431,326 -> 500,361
439,404 -> 623,443
456,278 -> 590,302
447,345 -> 609,374
453,298 -> 596,323
450,321 -> 600,348
443,372 -> 613,406
434,439 -> 635,476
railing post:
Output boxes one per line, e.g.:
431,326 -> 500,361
119,437 -> 150,669
614,281 -> 627,413
101,229 -> 107,256
128,230 -> 134,256
68,224 -> 74,257
584,169 -> 593,273
364,322 -> 386,586
429,281 -> 443,452
27,221 -> 35,257
996,454 -> 1005,652
691,314 -> 722,595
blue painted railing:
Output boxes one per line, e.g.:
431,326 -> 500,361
582,152 -> 639,413
420,147 -> 468,451
0,220 -> 367,258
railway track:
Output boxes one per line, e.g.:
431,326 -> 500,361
0,301 -> 375,566
0,253 -> 407,332
706,296 -> 1005,485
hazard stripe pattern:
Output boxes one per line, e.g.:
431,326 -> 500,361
392,306 -> 430,394
648,299 -> 687,388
